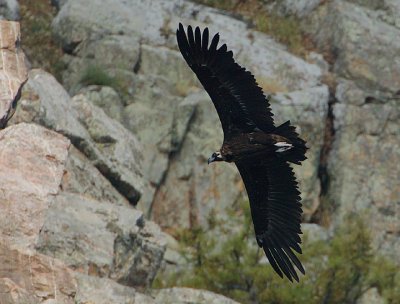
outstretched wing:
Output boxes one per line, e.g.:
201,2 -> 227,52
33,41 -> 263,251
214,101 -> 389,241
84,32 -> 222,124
176,23 -> 275,139
236,158 -> 305,282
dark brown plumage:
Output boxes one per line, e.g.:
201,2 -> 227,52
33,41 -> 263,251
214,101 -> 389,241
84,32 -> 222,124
176,23 -> 307,282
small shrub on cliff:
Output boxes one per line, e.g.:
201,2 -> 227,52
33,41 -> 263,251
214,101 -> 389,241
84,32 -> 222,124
80,65 -> 120,89
154,203 -> 399,304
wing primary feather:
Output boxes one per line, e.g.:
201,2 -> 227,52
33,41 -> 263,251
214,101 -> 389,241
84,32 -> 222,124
282,246 -> 305,275
270,237 -> 300,282
202,28 -> 209,54
266,240 -> 293,282
202,28 -> 209,62
176,24 -> 276,135
194,26 -> 202,61
187,25 -> 195,55
218,44 -> 227,53
269,232 -> 304,273
176,25 -> 191,62
209,32 -> 220,53
273,229 -> 303,254
263,245 -> 284,279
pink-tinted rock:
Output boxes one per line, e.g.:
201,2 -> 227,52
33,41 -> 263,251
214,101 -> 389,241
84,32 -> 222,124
0,21 -> 27,128
0,123 -> 70,250
0,243 -> 77,303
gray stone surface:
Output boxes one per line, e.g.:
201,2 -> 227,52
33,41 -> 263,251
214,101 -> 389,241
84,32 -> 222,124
62,145 -> 130,206
53,0 -> 323,93
9,69 -> 89,142
153,287 -> 240,304
0,123 -> 70,251
266,0 -> 324,17
347,0 -> 400,29
36,192 -> 166,288
71,93 -> 144,204
75,273 -> 156,304
302,223 -> 329,243
0,244 -> 77,304
307,0 -> 400,94
356,287 -> 385,304
0,0 -> 19,20
150,91 -> 241,229
9,69 -> 144,204
61,35 -> 141,93
123,74 -> 197,215
77,85 -> 125,123
329,82 -> 400,262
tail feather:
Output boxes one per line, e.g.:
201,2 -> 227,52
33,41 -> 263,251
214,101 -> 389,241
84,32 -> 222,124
275,121 -> 307,165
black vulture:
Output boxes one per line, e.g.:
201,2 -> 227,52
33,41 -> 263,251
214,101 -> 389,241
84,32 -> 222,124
176,24 -> 307,282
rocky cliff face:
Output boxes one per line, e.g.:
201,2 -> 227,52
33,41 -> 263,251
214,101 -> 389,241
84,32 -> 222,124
1,0 -> 399,302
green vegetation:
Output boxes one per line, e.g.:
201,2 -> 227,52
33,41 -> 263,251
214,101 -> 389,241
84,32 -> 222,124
154,202 -> 400,304
79,64 -> 129,96
193,0 -> 239,11
193,0 -> 312,56
80,65 -> 118,87
19,0 -> 65,80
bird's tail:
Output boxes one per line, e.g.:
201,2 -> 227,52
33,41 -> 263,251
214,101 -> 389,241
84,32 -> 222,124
275,121 -> 307,165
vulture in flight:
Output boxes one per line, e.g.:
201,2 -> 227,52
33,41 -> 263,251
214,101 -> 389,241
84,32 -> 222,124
176,24 -> 307,282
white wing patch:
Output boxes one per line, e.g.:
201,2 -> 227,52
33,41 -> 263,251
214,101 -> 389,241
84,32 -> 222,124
275,142 -> 293,153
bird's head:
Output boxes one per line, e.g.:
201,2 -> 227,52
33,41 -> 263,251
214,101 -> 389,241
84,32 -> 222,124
208,151 -> 224,164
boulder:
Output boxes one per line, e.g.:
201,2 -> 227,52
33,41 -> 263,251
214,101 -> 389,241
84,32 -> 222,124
153,287 -> 240,304
306,0 -> 400,94
0,21 -> 27,128
74,274 -> 155,304
71,93 -> 144,204
9,69 -> 144,204
36,192 -> 166,288
76,85 -> 125,122
0,123 -> 70,250
62,145 -> 130,206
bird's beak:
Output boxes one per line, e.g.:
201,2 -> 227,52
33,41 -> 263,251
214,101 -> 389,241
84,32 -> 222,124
207,155 -> 216,165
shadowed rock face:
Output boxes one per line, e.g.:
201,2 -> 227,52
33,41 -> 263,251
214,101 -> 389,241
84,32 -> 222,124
8,69 -> 144,205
